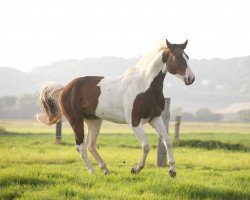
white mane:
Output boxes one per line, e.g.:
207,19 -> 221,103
123,41 -> 167,76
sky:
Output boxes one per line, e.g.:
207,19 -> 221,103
0,0 -> 249,72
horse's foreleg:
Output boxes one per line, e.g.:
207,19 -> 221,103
149,116 -> 176,178
130,123 -> 150,174
85,119 -> 109,175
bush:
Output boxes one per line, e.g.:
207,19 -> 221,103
0,127 -> 7,134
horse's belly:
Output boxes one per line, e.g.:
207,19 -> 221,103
95,107 -> 126,124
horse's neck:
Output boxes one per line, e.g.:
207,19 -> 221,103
149,70 -> 166,92
142,51 -> 165,89
122,50 -> 166,91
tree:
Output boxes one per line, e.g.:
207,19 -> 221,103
238,109 -> 250,122
195,108 -> 223,122
182,112 -> 195,122
0,94 -> 39,119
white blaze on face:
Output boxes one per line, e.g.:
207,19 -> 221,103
182,53 -> 195,82
182,53 -> 194,80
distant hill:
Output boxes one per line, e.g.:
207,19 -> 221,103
217,102 -> 250,114
0,56 -> 250,111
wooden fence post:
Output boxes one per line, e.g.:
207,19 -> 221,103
157,98 -> 171,167
174,116 -> 181,140
56,120 -> 62,144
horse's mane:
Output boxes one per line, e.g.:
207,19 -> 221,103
124,41 -> 167,76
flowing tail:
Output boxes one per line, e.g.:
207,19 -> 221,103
36,83 -> 64,125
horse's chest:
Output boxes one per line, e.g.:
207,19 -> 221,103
131,91 -> 165,127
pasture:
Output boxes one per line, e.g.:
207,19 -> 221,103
0,120 -> 249,200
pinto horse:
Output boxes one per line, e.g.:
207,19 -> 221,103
37,39 -> 195,177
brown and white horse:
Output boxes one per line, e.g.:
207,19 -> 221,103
37,39 -> 195,177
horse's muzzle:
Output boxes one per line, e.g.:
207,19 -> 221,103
184,76 -> 195,85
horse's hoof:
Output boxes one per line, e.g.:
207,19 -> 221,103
131,167 -> 138,174
168,169 -> 176,178
103,169 -> 110,175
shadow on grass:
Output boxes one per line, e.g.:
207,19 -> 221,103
179,184 -> 250,200
102,141 -> 248,152
106,139 -> 248,152
0,131 -> 54,137
55,141 -> 74,146
173,139 -> 249,152
0,190 -> 23,200
147,182 -> 250,200
0,175 -> 54,187
0,175 -> 55,200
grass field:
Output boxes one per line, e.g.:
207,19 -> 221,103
0,120 -> 249,200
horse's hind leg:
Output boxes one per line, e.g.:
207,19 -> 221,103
73,121 -> 95,173
72,119 -> 95,173
63,108 -> 95,173
60,86 -> 94,173
85,119 -> 109,174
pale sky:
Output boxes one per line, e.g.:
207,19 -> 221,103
0,0 -> 249,72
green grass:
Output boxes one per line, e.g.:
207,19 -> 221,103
0,120 -> 249,200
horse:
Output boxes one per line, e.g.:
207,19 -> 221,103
37,39 -> 195,178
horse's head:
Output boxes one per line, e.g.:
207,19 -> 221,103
162,39 -> 195,85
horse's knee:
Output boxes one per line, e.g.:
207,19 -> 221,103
142,143 -> 150,153
161,138 -> 172,149
87,143 -> 96,153
165,141 -> 172,149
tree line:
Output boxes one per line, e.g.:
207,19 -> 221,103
0,94 -> 39,119
171,108 -> 250,122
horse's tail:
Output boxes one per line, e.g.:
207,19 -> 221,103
36,83 -> 64,125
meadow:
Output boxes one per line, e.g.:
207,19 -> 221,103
0,120 -> 249,200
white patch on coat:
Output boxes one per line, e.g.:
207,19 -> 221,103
76,143 -> 95,173
175,74 -> 184,81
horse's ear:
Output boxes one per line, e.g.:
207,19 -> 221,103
166,39 -> 172,50
180,39 -> 188,50
162,50 -> 169,63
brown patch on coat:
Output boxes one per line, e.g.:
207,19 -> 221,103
59,76 -> 104,144
131,72 -> 166,127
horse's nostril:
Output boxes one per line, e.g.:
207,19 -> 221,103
192,76 -> 195,83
